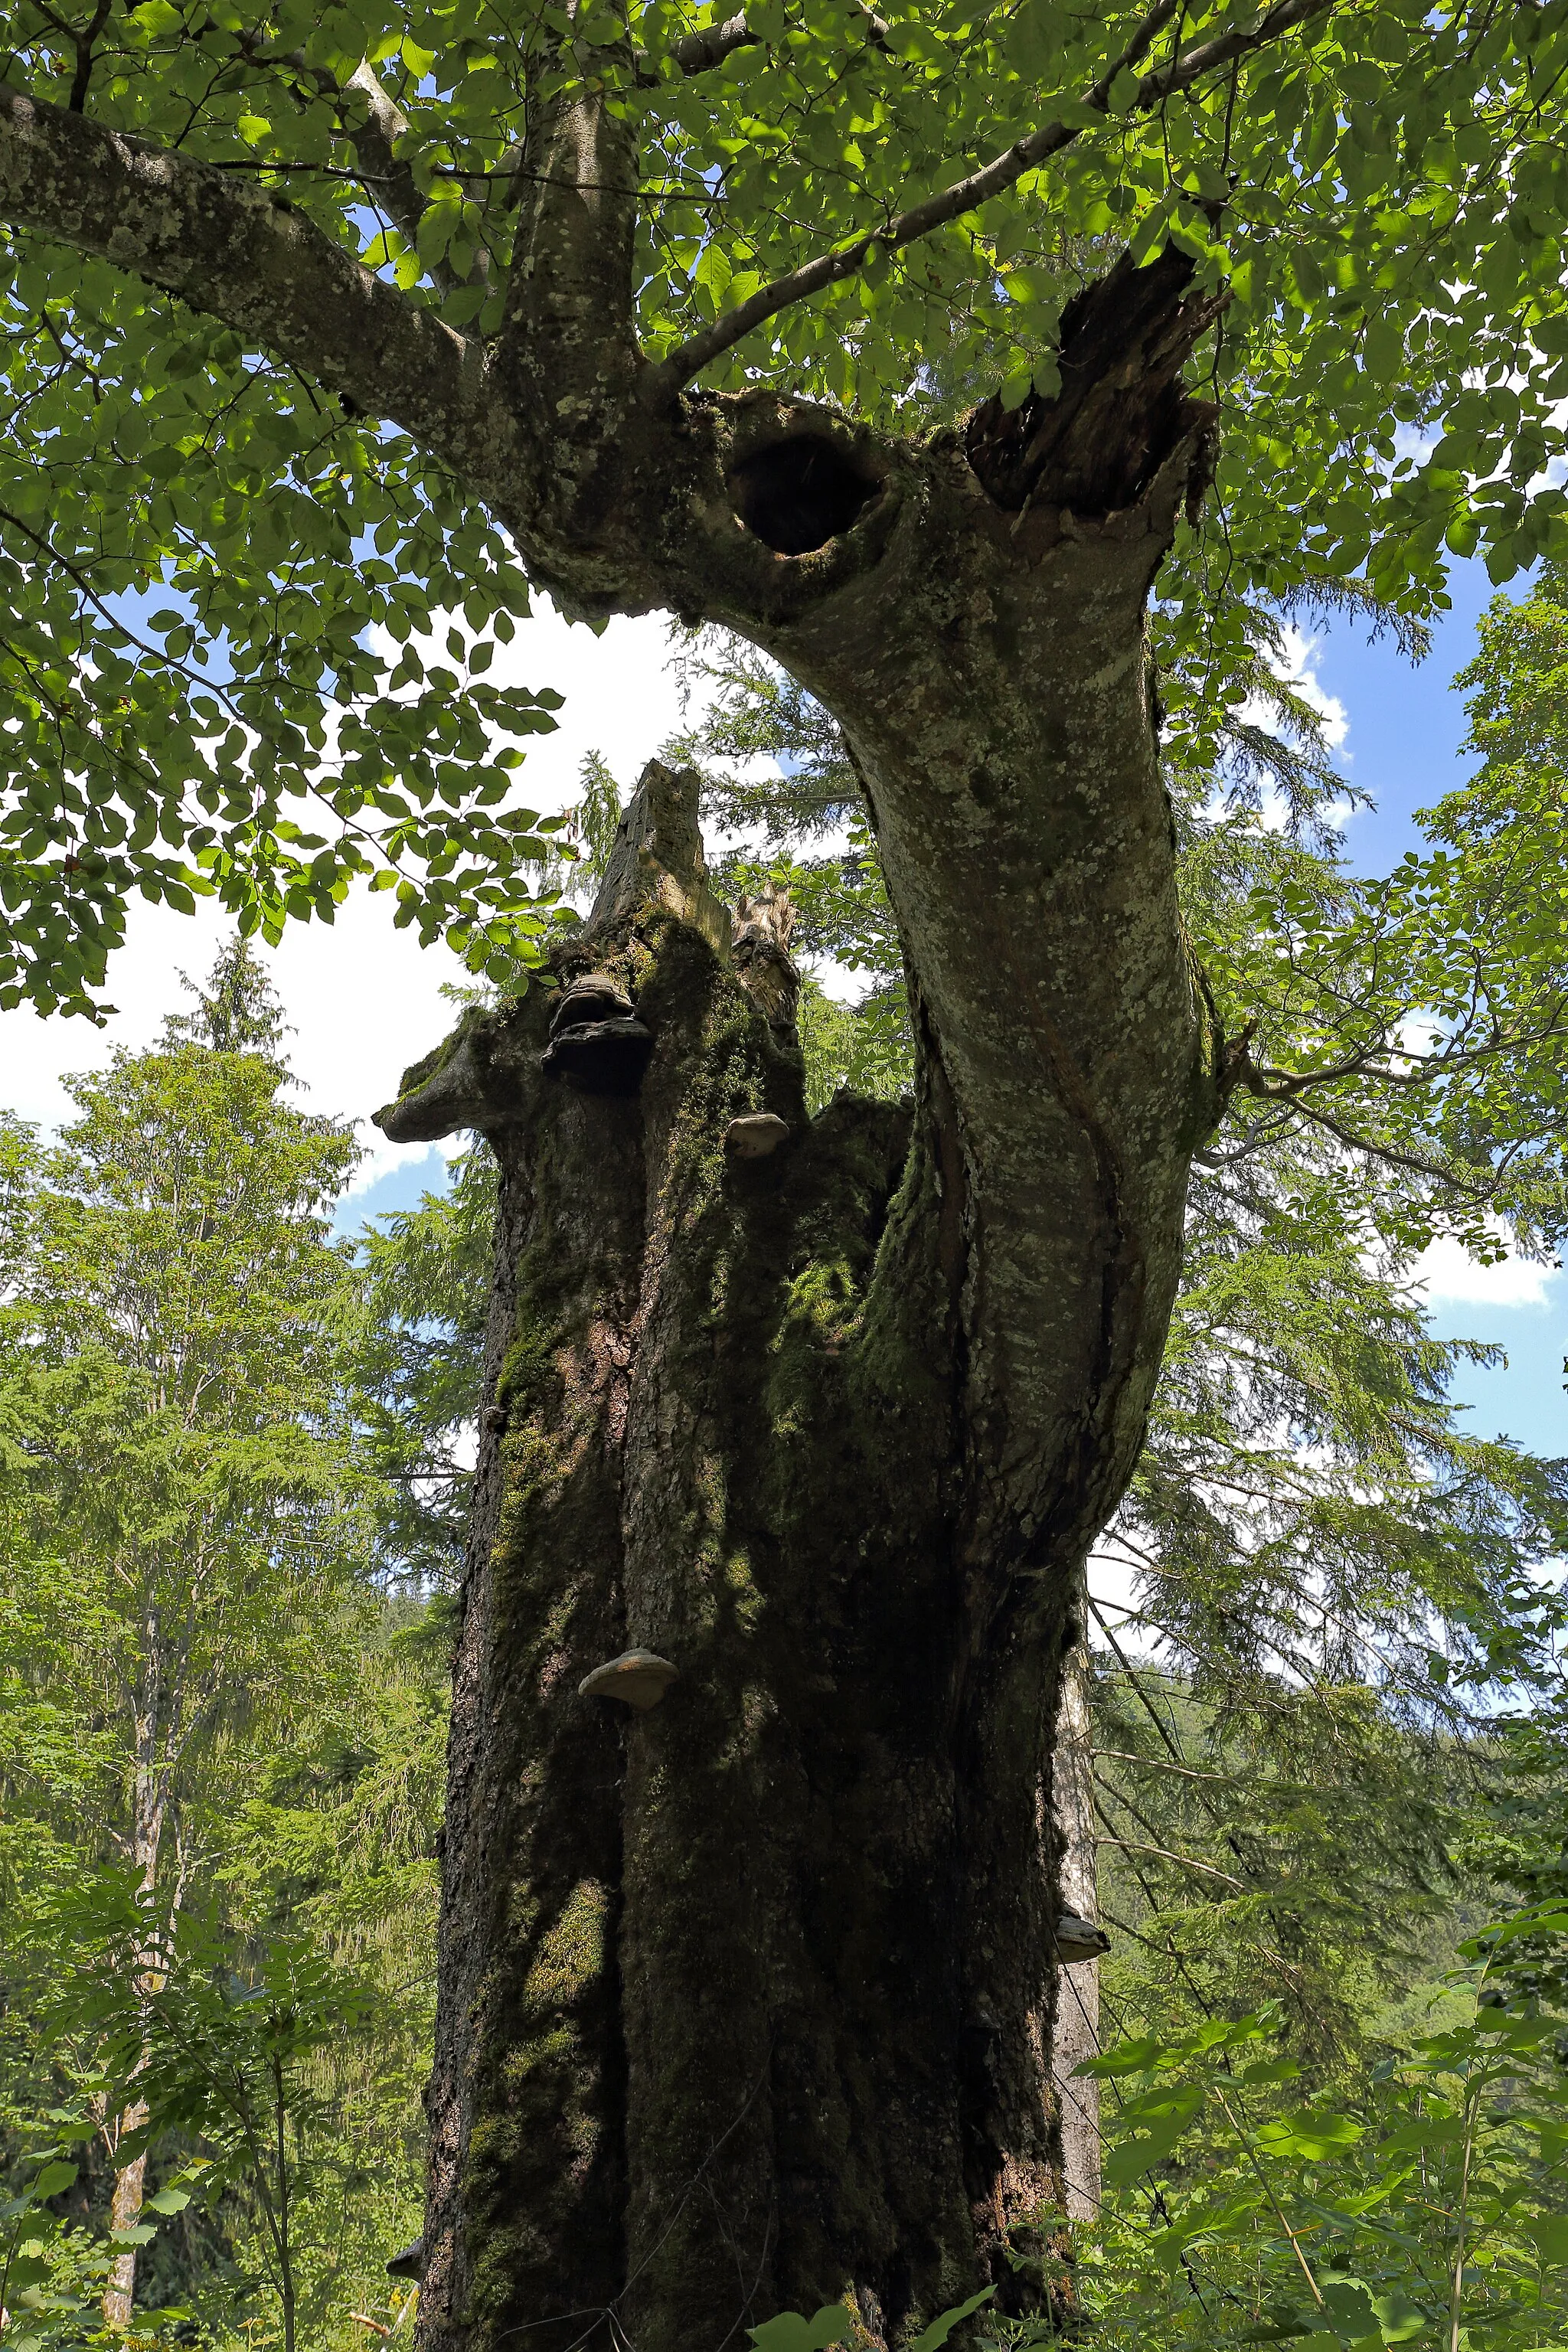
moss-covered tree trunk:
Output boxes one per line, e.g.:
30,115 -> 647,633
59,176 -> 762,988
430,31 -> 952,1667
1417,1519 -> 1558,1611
0,24 -> 1315,2351
382,528 -> 1219,2343
364,98 -> 1225,2352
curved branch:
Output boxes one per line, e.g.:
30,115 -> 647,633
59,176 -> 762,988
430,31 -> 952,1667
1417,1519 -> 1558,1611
652,0 -> 1333,390
0,87 -> 524,505
230,40 -> 479,290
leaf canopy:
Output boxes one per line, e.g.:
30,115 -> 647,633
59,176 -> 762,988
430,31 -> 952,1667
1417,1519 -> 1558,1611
1,0 -> 1567,1001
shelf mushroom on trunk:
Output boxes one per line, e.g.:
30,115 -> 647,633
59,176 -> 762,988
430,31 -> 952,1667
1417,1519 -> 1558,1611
542,973 -> 653,1096
579,1650 -> 681,1710
1050,1913 -> 1111,1965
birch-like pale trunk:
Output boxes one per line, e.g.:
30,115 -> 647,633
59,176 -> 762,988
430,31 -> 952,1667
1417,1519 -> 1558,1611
102,1684 -> 165,2330
1050,1644 -> 1102,2223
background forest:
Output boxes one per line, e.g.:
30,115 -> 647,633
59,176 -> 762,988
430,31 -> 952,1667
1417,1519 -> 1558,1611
2,567 -> 1568,2352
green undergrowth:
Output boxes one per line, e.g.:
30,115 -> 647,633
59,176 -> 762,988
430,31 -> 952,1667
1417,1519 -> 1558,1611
751,1910 -> 1568,2352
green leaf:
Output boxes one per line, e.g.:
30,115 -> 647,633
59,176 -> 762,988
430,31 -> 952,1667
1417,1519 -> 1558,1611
1254,2109 -> 1364,2161
747,2308 -> 854,2351
1527,2217 -> 1568,2268
910,2287 -> 996,2350
144,2186 -> 193,2216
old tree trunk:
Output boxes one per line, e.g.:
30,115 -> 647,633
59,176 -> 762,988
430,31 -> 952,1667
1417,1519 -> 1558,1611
364,181 -> 1223,2347
0,47 -> 1230,2350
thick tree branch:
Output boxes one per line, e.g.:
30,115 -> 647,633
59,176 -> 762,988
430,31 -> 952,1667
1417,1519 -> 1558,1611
660,2 -> 887,76
652,0 -> 1334,390
501,80 -> 643,407
666,11 -> 763,72
0,87 -> 523,505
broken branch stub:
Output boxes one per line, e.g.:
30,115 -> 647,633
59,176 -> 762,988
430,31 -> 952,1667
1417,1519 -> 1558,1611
589,760 -> 730,959
965,247 -> 1223,515
732,884 -> 800,1036
372,1016 -> 535,1144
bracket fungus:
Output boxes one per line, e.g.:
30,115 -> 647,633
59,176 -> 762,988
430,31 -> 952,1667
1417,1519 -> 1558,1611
1052,1913 -> 1111,1964
551,972 -> 635,1030
542,973 -> 653,1097
579,1649 -> 680,1711
725,1112 -> 791,1160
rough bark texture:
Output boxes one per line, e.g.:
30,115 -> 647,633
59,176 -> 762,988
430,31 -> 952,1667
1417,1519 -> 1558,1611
381,671 -> 1214,2350
361,211 -> 1223,2352
102,1689 -> 165,2326
0,57 -> 1232,2341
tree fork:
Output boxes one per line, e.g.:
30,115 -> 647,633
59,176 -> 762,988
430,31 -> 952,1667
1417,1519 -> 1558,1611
2,40 -> 1233,2332
376,215 -> 1224,2352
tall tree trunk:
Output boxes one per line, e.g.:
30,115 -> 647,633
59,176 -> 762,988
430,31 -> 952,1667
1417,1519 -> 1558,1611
384,572 -> 1218,2347
1049,1643 -> 1102,2224
103,1707 -> 163,2328
356,201 -> 1227,2352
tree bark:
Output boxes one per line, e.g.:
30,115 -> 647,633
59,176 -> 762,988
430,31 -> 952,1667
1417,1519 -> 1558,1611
0,50 -> 1232,2340
381,619 -> 1217,2347
103,1706 -> 165,2329
1049,1645 -> 1102,2225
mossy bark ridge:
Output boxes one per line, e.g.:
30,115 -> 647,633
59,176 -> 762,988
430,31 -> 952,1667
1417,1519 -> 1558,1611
381,686 -> 1220,2349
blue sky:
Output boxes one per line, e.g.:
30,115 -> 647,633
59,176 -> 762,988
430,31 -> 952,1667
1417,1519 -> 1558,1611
1296,560 -> 1565,1464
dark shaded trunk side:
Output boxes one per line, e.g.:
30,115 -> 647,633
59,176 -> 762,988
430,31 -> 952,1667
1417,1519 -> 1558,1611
421,1021 -> 645,2333
394,713 -> 1210,2349
393,247 -> 1223,2352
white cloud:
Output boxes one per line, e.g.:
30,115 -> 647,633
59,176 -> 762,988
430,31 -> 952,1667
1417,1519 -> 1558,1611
475,596 -> 698,809
0,603 -> 694,1191
1275,624 -> 1349,751
0,890 -> 476,1195
1416,1233 -> 1560,1309
1234,623 -> 1349,767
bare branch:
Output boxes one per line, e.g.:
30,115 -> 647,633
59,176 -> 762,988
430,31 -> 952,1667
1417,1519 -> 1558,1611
67,0 -> 113,113
339,60 -> 430,265
1093,1834 -> 1246,1890
1094,1747 -> 1237,1785
0,87 -> 523,505
652,0 -> 1334,390
1229,995 -> 1568,1102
